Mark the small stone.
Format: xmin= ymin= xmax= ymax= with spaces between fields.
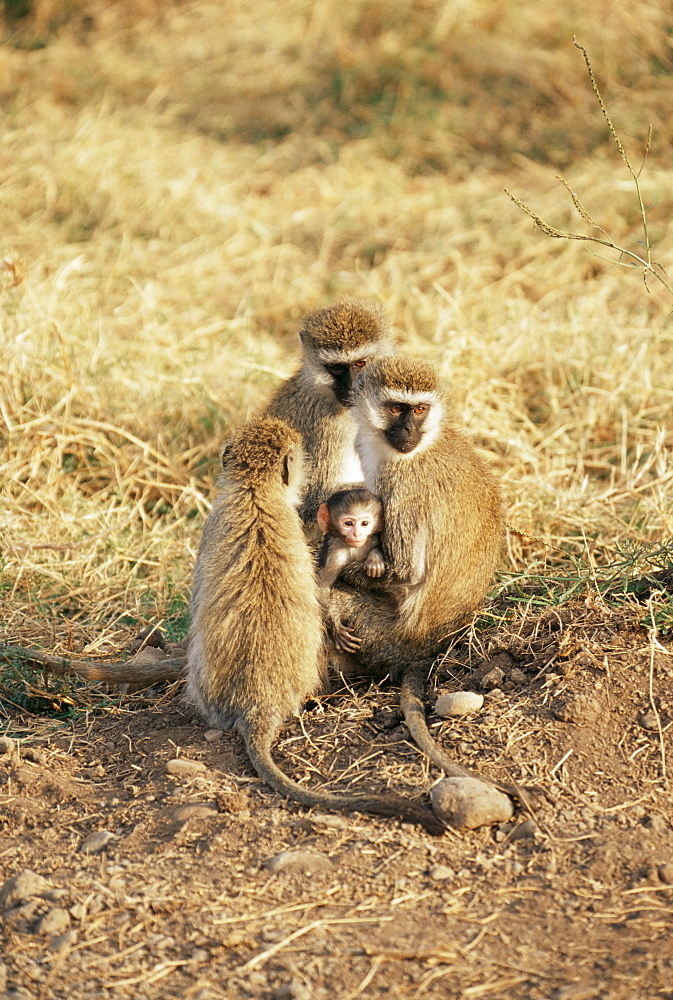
xmin=434 ymin=691 xmax=484 ymax=718
xmin=305 ymin=813 xmax=349 ymax=829
xmin=0 ymin=736 xmax=16 ymax=755
xmin=3 ymin=899 xmax=42 ymax=933
xmin=165 ymin=758 xmax=207 ymax=776
xmin=644 ymin=813 xmax=668 ymax=835
xmin=272 ymin=980 xmax=311 ymax=1000
xmin=171 ymin=803 xmax=219 ymax=822
xmin=428 ymin=864 xmax=454 ymax=881
xmin=509 ymin=819 xmax=537 ymax=841
xmin=190 ymin=948 xmax=210 ymax=964
xmin=204 ymin=729 xmax=223 ymax=742
xmin=431 ymin=777 xmax=514 ymax=830
xmin=0 ymin=870 xmax=51 ymax=911
xmin=37 ymin=907 xmax=70 ymax=936
xmin=47 ymin=929 xmax=78 ymax=952
xmin=265 ymin=851 xmax=335 ymax=875
xmin=80 ymin=831 xmax=115 ymax=855
xmin=657 ymin=863 xmax=673 ymax=885
xmin=480 ymin=667 xmax=505 ymax=690
xmin=509 ymin=668 xmax=527 ymax=685
xmin=553 ymin=695 xmax=601 ymax=725
xmin=639 ymin=712 xmax=659 ymax=731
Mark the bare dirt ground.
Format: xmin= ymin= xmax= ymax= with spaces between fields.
xmin=2 ymin=600 xmax=672 ymax=1000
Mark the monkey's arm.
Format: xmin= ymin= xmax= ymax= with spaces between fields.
xmin=384 ymin=528 xmax=426 ymax=587
xmin=364 ymin=538 xmax=385 ymax=578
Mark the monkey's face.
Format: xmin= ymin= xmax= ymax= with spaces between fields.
xmin=336 ymin=507 xmax=378 ymax=547
xmin=322 ymin=358 xmax=371 ymax=407
xmin=382 ymin=401 xmax=430 ymax=453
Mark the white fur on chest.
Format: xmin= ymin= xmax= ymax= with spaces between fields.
xmin=338 ymin=447 xmax=364 ymax=485
xmin=355 ymin=420 xmax=400 ymax=488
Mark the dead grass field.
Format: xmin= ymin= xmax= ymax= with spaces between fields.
xmin=1 ymin=3 xmax=673 ymax=999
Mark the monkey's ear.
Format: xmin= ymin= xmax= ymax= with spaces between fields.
xmin=317 ymin=502 xmax=331 ymax=534
xmin=281 ymin=453 xmax=290 ymax=487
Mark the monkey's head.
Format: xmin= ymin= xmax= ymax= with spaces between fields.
xmin=299 ymin=300 xmax=395 ymax=407
xmin=221 ymin=417 xmax=305 ymax=504
xmin=352 ymin=357 xmax=446 ymax=457
xmin=317 ymin=487 xmax=383 ymax=547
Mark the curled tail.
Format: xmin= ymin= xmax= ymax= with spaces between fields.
xmin=242 ymin=719 xmax=445 ymax=836
xmin=400 ymin=663 xmax=516 ymax=797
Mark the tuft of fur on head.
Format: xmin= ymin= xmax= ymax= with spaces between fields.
xmin=300 ymin=300 xmax=394 ymax=356
xmin=352 ymin=357 xmax=446 ymax=469
xmin=222 ymin=417 xmax=303 ymax=493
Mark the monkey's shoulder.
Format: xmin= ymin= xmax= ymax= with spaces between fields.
xmin=267 ymin=372 xmax=342 ymax=426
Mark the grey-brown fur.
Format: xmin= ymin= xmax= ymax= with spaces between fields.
xmin=186 ymin=415 xmax=444 ymax=834
xmin=329 ymin=358 xmax=511 ymax=792
xmin=265 ymin=300 xmax=395 ymax=531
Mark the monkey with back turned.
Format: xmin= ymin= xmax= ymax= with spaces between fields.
xmin=185 ymin=415 xmax=444 ymax=835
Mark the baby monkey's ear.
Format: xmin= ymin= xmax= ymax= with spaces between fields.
xmin=317 ymin=502 xmax=331 ymax=534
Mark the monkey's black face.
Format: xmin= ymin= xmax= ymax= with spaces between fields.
xmin=383 ymin=401 xmax=430 ymax=453
xmin=323 ymin=359 xmax=369 ymax=407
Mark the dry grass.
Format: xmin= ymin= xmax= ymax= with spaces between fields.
xmin=1 ymin=0 xmax=673 ymax=687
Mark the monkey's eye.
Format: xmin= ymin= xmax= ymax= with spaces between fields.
xmin=413 ymin=404 xmax=427 ymax=415
xmin=389 ymin=403 xmax=403 ymax=414
xmin=352 ymin=359 xmax=368 ymax=369
xmin=361 ymin=520 xmax=369 ymax=527
xmin=343 ymin=520 xmax=355 ymax=527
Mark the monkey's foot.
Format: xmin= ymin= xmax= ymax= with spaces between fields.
xmin=333 ymin=621 xmax=363 ymax=653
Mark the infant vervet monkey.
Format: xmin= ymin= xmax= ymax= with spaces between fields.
xmin=316 ymin=487 xmax=385 ymax=652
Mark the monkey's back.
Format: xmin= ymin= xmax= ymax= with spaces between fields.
xmin=186 ymin=480 xmax=325 ymax=732
xmin=266 ymin=372 xmax=363 ymax=525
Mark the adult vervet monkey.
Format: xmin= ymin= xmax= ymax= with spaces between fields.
xmin=265 ymin=300 xmax=395 ymax=533
xmin=330 ymin=357 xmax=507 ymax=788
xmin=186 ymin=416 xmax=444 ymax=834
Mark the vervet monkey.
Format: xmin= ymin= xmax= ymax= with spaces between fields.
xmin=329 ymin=357 xmax=509 ymax=790
xmin=186 ymin=416 xmax=444 ymax=834
xmin=316 ymin=487 xmax=385 ymax=652
xmin=266 ymin=300 xmax=395 ymax=533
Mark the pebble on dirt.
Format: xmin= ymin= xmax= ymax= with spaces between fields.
xmin=0 ymin=870 xmax=51 ymax=911
xmin=0 ymin=735 xmax=16 ymax=755
xmin=480 ymin=666 xmax=505 ymax=690
xmin=428 ymin=863 xmax=454 ymax=881
xmin=552 ymin=694 xmax=602 ymax=725
xmin=431 ymin=777 xmax=514 ymax=830
xmin=80 ymin=831 xmax=116 ymax=855
xmin=658 ymin=863 xmax=673 ymax=884
xmin=434 ymin=691 xmax=484 ymax=717
xmin=265 ymin=850 xmax=335 ymax=874
xmin=171 ymin=803 xmax=219 ymax=822
xmin=37 ymin=907 xmax=71 ymax=936
xmin=166 ymin=758 xmax=207 ymax=776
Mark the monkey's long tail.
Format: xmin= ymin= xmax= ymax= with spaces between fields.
xmin=400 ymin=663 xmax=516 ymax=799
xmin=242 ymin=722 xmax=445 ymax=836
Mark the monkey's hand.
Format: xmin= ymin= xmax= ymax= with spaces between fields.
xmin=333 ymin=619 xmax=363 ymax=652
xmin=364 ymin=548 xmax=386 ymax=578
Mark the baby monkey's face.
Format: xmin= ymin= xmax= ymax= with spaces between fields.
xmin=336 ymin=506 xmax=378 ymax=548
